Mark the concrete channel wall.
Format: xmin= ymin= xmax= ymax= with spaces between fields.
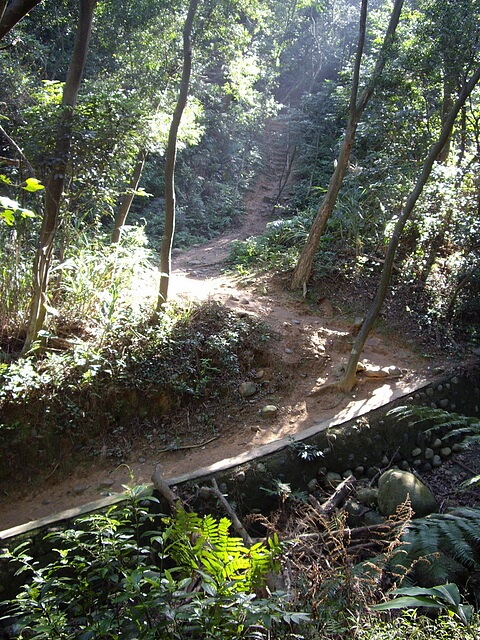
xmin=1 ymin=366 xmax=478 ymax=549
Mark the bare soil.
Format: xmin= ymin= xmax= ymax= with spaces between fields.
xmin=0 ymin=186 xmax=451 ymax=533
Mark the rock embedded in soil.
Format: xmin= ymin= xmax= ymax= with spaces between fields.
xmin=325 ymin=471 xmax=343 ymax=488
xmin=357 ymin=487 xmax=379 ymax=507
xmin=73 ymin=484 xmax=89 ymax=495
xmin=239 ymin=381 xmax=257 ymax=397
xmin=260 ymin=405 xmax=278 ymax=418
xmin=97 ymin=479 xmax=115 ymax=489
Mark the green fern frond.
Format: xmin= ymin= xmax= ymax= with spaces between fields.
xmin=160 ymin=507 xmax=278 ymax=594
xmin=392 ymin=507 xmax=480 ymax=584
xmin=388 ymin=406 xmax=477 ymax=431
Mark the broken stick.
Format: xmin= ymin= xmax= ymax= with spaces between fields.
xmin=151 ymin=464 xmax=181 ymax=512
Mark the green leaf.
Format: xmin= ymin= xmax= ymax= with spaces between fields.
xmin=22 ymin=177 xmax=45 ymax=192
xmin=133 ymin=187 xmax=153 ymax=197
xmin=0 ymin=196 xmax=36 ymax=222
xmin=372 ymin=595 xmax=442 ymax=611
xmin=0 ymin=208 xmax=15 ymax=225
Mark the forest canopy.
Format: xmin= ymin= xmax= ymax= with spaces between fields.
xmin=0 ymin=0 xmax=479 ymax=353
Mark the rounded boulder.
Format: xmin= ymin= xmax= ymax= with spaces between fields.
xmin=377 ymin=469 xmax=437 ymax=518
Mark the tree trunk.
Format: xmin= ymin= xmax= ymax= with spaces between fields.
xmin=290 ymin=119 xmax=360 ymax=290
xmin=22 ymin=0 xmax=96 ymax=354
xmin=436 ymin=69 xmax=455 ymax=163
xmin=111 ymin=148 xmax=147 ymax=244
xmin=338 ymin=65 xmax=480 ymax=393
xmin=0 ymin=0 xmax=43 ymax=40
xmin=0 ymin=1 xmax=8 ymax=26
xmin=291 ymin=0 xmax=404 ymax=291
xmin=156 ymin=0 xmax=199 ymax=310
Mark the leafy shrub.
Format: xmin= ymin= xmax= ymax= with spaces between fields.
xmin=0 ymin=489 xmax=307 ymax=639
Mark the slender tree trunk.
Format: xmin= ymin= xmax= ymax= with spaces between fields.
xmin=111 ymin=148 xmax=147 ymax=244
xmin=436 ymin=69 xmax=455 ymax=162
xmin=0 ymin=1 xmax=8 ymax=26
xmin=22 ymin=0 xmax=96 ymax=354
xmin=338 ymin=65 xmax=480 ymax=393
xmin=156 ymin=0 xmax=199 ymax=310
xmin=291 ymin=0 xmax=404 ymax=291
xmin=0 ymin=0 xmax=43 ymax=40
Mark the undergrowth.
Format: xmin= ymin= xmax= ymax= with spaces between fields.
xmin=2 ymin=487 xmax=480 ymax=639
xmin=0 ymin=301 xmax=273 ymax=483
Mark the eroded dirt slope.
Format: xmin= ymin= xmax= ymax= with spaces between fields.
xmin=0 ymin=177 xmax=445 ymax=531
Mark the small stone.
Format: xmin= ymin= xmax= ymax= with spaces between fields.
xmin=381 ymin=456 xmax=389 ymax=467
xmin=432 ymin=438 xmax=443 ymax=449
xmin=440 ymin=447 xmax=452 ymax=458
xmin=386 ymin=366 xmax=403 ymax=377
xmin=255 ymin=463 xmax=267 ymax=474
xmin=97 ymin=479 xmax=115 ymax=489
xmin=354 ymin=466 xmax=365 ymax=478
xmin=236 ymin=471 xmax=246 ymax=483
xmin=439 ymin=398 xmax=449 ymax=409
xmin=344 ymin=499 xmax=365 ymax=527
xmin=357 ymin=487 xmax=378 ymax=507
xmin=307 ymin=478 xmax=318 ymax=493
xmin=412 ymin=448 xmax=422 ymax=457
xmin=73 ymin=484 xmax=88 ymax=495
xmin=254 ymin=369 xmax=265 ymax=379
xmin=239 ymin=381 xmax=257 ymax=397
xmin=413 ymin=459 xmax=422 ymax=468
xmin=260 ymin=405 xmax=278 ymax=418
xmin=364 ymin=510 xmax=386 ymax=526
xmin=452 ymin=443 xmax=463 ymax=453
xmin=426 ymin=387 xmax=435 ymax=397
xmin=291 ymin=319 xmax=301 ymax=325
xmin=325 ymin=472 xmax=342 ymax=487
xmin=423 ymin=462 xmax=432 ymax=472
xmin=424 ymin=448 xmax=434 ymax=460
xmin=400 ymin=460 xmax=410 ymax=471
xmin=342 ymin=469 xmax=354 ymax=479
xmin=139 ymin=457 xmax=146 ymax=464
xmin=432 ymin=455 xmax=442 ymax=467
xmin=198 ymin=486 xmax=212 ymax=500
xmin=366 ymin=467 xmax=378 ymax=479
xmin=219 ymin=483 xmax=228 ymax=494
xmin=285 ymin=348 xmax=293 ymax=354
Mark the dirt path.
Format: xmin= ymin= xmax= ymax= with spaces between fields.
xmin=0 ymin=172 xmax=443 ymax=533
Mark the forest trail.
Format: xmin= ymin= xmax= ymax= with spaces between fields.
xmin=0 ymin=130 xmax=444 ymax=532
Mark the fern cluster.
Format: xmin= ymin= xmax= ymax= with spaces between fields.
xmin=163 ymin=507 xmax=280 ymax=594
xmin=390 ymin=507 xmax=480 ymax=585
xmin=387 ymin=405 xmax=480 ymax=448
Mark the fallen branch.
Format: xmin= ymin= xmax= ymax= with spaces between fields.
xmin=207 ymin=478 xmax=253 ymax=547
xmin=151 ymin=464 xmax=182 ymax=512
xmin=320 ymin=474 xmax=356 ymax=514
xmin=157 ymin=435 xmax=219 ymax=454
